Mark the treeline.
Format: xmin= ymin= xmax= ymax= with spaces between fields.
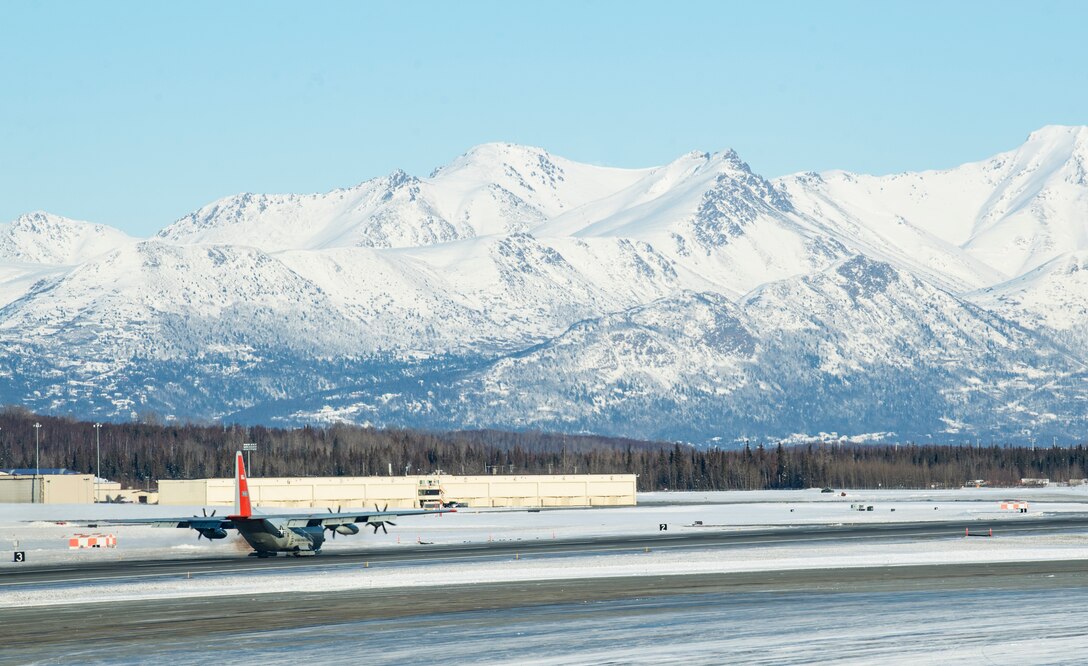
xmin=1 ymin=408 xmax=1086 ymax=491
xmin=653 ymin=442 xmax=1088 ymax=490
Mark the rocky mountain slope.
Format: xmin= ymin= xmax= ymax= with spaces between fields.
xmin=3 ymin=128 xmax=1087 ymax=444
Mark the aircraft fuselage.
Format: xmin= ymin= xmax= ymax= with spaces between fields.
xmin=233 ymin=517 xmax=326 ymax=556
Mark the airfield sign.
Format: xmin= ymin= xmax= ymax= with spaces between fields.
xmin=242 ymin=443 xmax=257 ymax=473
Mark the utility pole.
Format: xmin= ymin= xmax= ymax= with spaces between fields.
xmin=93 ymin=423 xmax=102 ymax=503
xmin=33 ymin=422 xmax=41 ymax=504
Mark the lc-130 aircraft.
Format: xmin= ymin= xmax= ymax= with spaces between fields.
xmin=74 ymin=451 xmax=454 ymax=557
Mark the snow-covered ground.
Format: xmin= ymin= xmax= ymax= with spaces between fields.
xmin=4 ymin=486 xmax=1087 ymax=567
xmin=198 ymin=587 xmax=1088 ymax=666
xmin=3 ymin=487 xmax=1087 ymax=610
xmin=5 ymin=532 xmax=1088 ymax=610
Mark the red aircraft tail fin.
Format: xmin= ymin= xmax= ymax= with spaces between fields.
xmin=234 ymin=450 xmax=252 ymax=518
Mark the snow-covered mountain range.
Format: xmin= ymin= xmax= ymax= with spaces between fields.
xmin=4 ymin=126 xmax=1088 ymax=444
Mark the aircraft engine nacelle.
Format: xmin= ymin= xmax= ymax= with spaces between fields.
xmin=198 ymin=527 xmax=229 ymax=540
xmin=333 ymin=524 xmax=360 ymax=536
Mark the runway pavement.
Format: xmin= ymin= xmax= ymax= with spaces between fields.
xmin=3 ymin=516 xmax=1087 ymax=662
xmin=2 ymin=559 xmax=1087 ymax=663
xmin=3 ymin=514 xmax=1088 ymax=587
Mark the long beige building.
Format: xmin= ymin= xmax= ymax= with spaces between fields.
xmin=0 ymin=473 xmax=95 ymax=504
xmin=159 ymin=473 xmax=637 ymax=509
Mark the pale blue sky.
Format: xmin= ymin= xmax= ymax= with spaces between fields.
xmin=2 ymin=1 xmax=1085 ymax=236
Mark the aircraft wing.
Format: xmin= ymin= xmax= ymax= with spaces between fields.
xmin=49 ymin=508 xmax=450 ymax=530
xmin=51 ymin=516 xmax=236 ymax=530
xmin=281 ymin=507 xmax=454 ymax=528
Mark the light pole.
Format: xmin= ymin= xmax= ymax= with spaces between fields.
xmin=93 ymin=423 xmax=102 ymax=503
xmin=33 ymin=422 xmax=41 ymax=503
xmin=33 ymin=422 xmax=41 ymax=476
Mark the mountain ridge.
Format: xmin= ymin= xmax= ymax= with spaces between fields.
xmin=4 ymin=127 xmax=1088 ymax=444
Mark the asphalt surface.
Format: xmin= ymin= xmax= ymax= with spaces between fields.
xmin=3 ymin=514 xmax=1088 ymax=587
xmin=2 ymin=560 xmax=1087 ymax=662
xmin=3 ymin=516 xmax=1088 ymax=662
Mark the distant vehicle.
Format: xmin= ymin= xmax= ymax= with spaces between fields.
xmin=444 ymin=501 xmax=468 ymax=508
xmin=820 ymin=488 xmax=834 ymax=493
xmin=62 ymin=452 xmax=454 ymax=557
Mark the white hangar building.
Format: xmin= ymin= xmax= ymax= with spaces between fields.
xmin=158 ymin=473 xmax=637 ymax=509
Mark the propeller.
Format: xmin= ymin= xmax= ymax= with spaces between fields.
xmin=325 ymin=506 xmax=344 ymax=537
xmin=196 ymin=508 xmax=217 ymax=540
xmin=367 ymin=503 xmax=395 ymax=534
